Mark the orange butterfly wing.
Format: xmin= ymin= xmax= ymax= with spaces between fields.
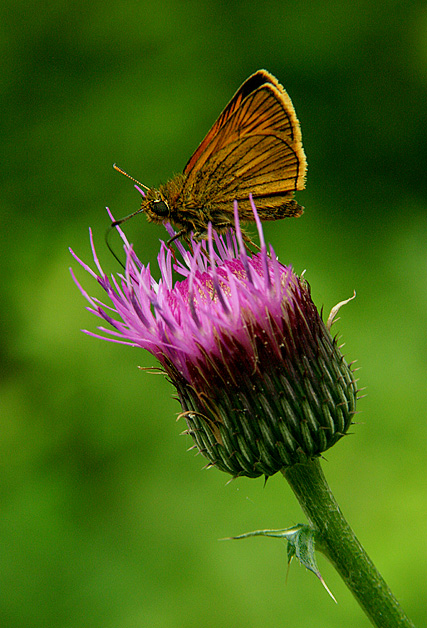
xmin=182 ymin=70 xmax=306 ymax=218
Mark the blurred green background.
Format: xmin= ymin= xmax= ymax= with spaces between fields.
xmin=1 ymin=1 xmax=427 ymax=626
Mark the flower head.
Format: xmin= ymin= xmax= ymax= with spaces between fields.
xmin=70 ymin=199 xmax=357 ymax=478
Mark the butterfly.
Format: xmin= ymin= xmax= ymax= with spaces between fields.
xmin=113 ymin=69 xmax=307 ymax=242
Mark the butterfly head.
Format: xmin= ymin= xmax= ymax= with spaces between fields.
xmin=140 ymin=189 xmax=171 ymax=225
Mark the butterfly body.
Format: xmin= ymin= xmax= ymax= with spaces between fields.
xmin=143 ymin=174 xmax=303 ymax=240
xmin=118 ymin=69 xmax=307 ymax=240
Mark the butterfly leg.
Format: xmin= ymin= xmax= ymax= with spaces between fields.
xmin=166 ymin=229 xmax=187 ymax=247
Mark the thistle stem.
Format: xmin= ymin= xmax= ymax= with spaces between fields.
xmin=282 ymin=458 xmax=415 ymax=628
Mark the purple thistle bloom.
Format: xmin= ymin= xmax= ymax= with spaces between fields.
xmin=70 ymin=198 xmax=357 ymax=478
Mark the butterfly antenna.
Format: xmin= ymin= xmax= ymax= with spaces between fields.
xmin=111 ymin=163 xmax=151 ymax=227
xmin=113 ymin=163 xmax=150 ymax=191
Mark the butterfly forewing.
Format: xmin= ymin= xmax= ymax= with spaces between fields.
xmin=182 ymin=72 xmax=306 ymax=211
xmin=184 ymin=70 xmax=281 ymax=174
xmin=214 ymin=135 xmax=302 ymax=195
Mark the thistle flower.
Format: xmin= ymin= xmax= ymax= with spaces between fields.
xmin=70 ymin=199 xmax=357 ymax=479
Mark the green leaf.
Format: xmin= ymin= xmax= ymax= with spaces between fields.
xmin=224 ymin=524 xmax=336 ymax=602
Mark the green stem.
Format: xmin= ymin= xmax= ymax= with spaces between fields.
xmin=283 ymin=458 xmax=415 ymax=628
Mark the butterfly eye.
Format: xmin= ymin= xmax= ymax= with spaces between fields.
xmin=151 ymin=199 xmax=169 ymax=217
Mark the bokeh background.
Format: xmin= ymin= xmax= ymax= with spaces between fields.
xmin=2 ymin=1 xmax=427 ymax=626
